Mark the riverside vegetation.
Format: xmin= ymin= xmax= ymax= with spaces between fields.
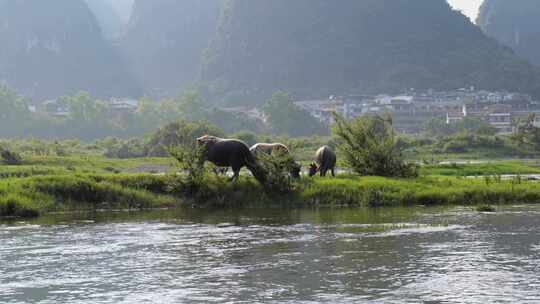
xmin=3 ymin=113 xmax=540 ymax=219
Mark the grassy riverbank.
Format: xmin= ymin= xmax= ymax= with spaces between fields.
xmin=0 ymin=175 xmax=178 ymax=217
xmin=302 ymin=175 xmax=540 ymax=206
xmin=2 ymin=156 xmax=540 ymax=218
xmin=2 ymin=169 xmax=540 ymax=218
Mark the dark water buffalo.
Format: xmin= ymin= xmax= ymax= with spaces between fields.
xmin=250 ymin=143 xmax=301 ymax=179
xmin=197 ymin=135 xmax=265 ymax=182
xmin=309 ymin=146 xmax=336 ymax=177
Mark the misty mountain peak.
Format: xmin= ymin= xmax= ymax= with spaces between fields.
xmin=478 ymin=0 xmax=540 ymax=66
xmin=0 ymin=0 xmax=140 ymax=100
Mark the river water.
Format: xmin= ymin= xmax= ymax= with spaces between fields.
xmin=1 ymin=205 xmax=540 ymax=303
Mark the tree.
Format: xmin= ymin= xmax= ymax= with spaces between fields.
xmin=332 ymin=113 xmax=417 ymax=178
xmin=178 ymin=90 xmax=206 ymax=121
xmin=0 ymin=86 xmax=31 ymax=137
xmin=263 ymin=91 xmax=328 ymax=137
xmin=145 ymin=120 xmax=225 ymax=157
xmin=512 ymin=113 xmax=540 ymax=148
xmin=61 ymin=92 xmax=106 ymax=123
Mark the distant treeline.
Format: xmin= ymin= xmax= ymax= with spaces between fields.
xmin=0 ymin=86 xmax=328 ymax=141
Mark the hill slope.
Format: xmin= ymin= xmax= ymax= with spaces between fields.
xmin=120 ymin=0 xmax=221 ymax=97
xmin=202 ymin=0 xmax=540 ymax=101
xmin=477 ymin=0 xmax=540 ymax=67
xmin=0 ymin=0 xmax=140 ymax=101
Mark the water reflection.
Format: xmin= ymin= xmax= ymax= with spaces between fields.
xmin=1 ymin=206 xmax=540 ymax=303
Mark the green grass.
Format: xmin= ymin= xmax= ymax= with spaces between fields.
xmin=406 ymin=136 xmax=540 ymax=161
xmin=1 ymin=156 xmax=174 ymax=179
xmin=20 ymin=155 xmax=173 ymax=173
xmin=0 ymin=174 xmax=179 ymax=218
xmin=0 ymin=165 xmax=71 ymax=179
xmin=301 ymin=175 xmax=540 ymax=207
xmin=421 ymin=161 xmax=540 ymax=176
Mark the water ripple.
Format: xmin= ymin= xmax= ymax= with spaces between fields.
xmin=1 ymin=206 xmax=540 ymax=303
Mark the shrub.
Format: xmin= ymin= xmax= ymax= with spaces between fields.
xmin=0 ymin=148 xmax=22 ymax=165
xmin=256 ymin=153 xmax=299 ymax=193
xmin=168 ymin=144 xmax=208 ymax=195
xmin=332 ymin=113 xmax=418 ymax=178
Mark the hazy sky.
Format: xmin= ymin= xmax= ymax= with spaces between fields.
xmin=447 ymin=0 xmax=484 ymax=22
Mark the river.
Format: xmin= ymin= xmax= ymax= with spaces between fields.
xmin=1 ymin=205 xmax=540 ymax=303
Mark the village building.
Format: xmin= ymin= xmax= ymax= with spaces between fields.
xmin=107 ymin=98 xmax=139 ymax=119
xmin=218 ymin=106 xmax=265 ymax=122
xmin=41 ymin=99 xmax=70 ymax=118
xmin=294 ymin=88 xmax=540 ymax=134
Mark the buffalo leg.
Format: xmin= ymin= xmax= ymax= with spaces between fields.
xmin=230 ymin=163 xmax=242 ymax=182
xmin=229 ymin=170 xmax=239 ymax=182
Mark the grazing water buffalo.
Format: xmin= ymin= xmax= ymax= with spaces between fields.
xmin=250 ymin=143 xmax=290 ymax=157
xmin=197 ymin=135 xmax=266 ymax=182
xmin=250 ymin=143 xmax=301 ymax=179
xmin=309 ymin=146 xmax=336 ymax=177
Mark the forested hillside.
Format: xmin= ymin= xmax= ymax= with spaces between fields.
xmin=202 ymin=0 xmax=540 ymax=102
xmin=478 ymin=0 xmax=540 ymax=67
xmin=0 ymin=0 xmax=140 ymax=101
xmin=120 ymin=0 xmax=222 ymax=97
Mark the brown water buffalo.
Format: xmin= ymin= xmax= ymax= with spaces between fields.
xmin=250 ymin=143 xmax=301 ymax=179
xmin=197 ymin=135 xmax=266 ymax=182
xmin=249 ymin=143 xmax=290 ymax=157
xmin=309 ymin=146 xmax=336 ymax=177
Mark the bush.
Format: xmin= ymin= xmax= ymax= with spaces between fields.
xmin=0 ymin=148 xmax=22 ymax=165
xmin=168 ymin=144 xmax=208 ymax=195
xmin=332 ymin=113 xmax=418 ymax=178
xmin=256 ymin=153 xmax=299 ymax=193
